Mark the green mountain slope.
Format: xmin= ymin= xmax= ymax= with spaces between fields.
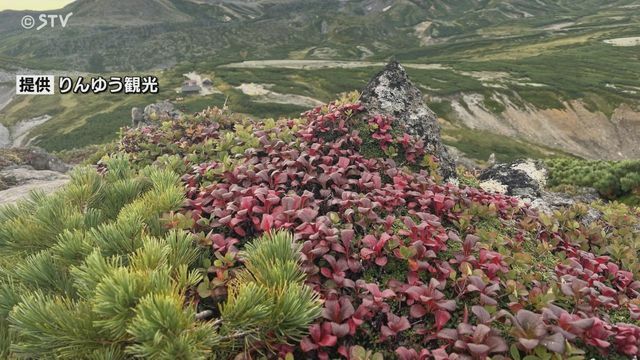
xmin=66 ymin=0 xmax=194 ymax=24
xmin=1 ymin=0 xmax=637 ymax=71
xmin=0 ymin=0 xmax=639 ymax=160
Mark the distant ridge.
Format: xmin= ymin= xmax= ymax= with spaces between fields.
xmin=63 ymin=0 xmax=193 ymax=25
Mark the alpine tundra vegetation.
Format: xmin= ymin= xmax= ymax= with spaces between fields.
xmin=1 ymin=64 xmax=639 ymax=358
xmin=0 ymin=0 xmax=639 ymax=358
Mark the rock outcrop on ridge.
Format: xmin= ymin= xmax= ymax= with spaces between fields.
xmin=132 ymin=100 xmax=182 ymax=128
xmin=361 ymin=61 xmax=457 ymax=180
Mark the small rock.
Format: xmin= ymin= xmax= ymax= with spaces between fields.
xmin=530 ymin=191 xmax=575 ymax=213
xmin=361 ymin=61 xmax=457 ymax=180
xmin=531 ymin=190 xmax=603 ymax=219
xmin=0 ymin=148 xmax=71 ymax=204
xmin=487 ymin=153 xmax=496 ymax=167
xmin=480 ymin=159 xmax=606 ymax=214
xmin=131 ymin=107 xmax=144 ymax=127
xmin=0 ymin=173 xmax=16 ymax=191
xmin=581 ymin=207 xmax=604 ymax=227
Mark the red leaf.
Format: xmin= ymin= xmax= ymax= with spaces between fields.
xmin=297 ymin=208 xmax=318 ymax=223
xmin=338 ymin=297 xmax=355 ymax=320
xmin=330 ymin=322 xmax=350 ymax=338
xmin=518 ymin=338 xmax=539 ymax=350
xmin=233 ymin=226 xmax=246 ymax=237
xmin=467 ymin=343 xmax=490 ymax=356
xmin=381 ymin=325 xmax=395 ymax=339
xmin=395 ymin=347 xmax=419 ymax=360
xmin=320 ymin=267 xmax=333 ymax=278
xmin=360 ymin=248 xmax=375 ymax=259
xmin=309 ymin=324 xmax=321 ymax=340
xmin=240 ymin=196 xmax=254 ymax=210
xmin=318 ymin=334 xmax=337 ymax=347
xmin=410 ymin=304 xmax=428 ymax=318
xmin=341 ymin=229 xmax=354 ymax=247
xmin=472 ymin=305 xmax=491 ymax=323
xmin=337 ymin=157 xmax=350 ymax=168
xmin=300 ymin=338 xmax=318 ymax=352
xmin=435 ymin=310 xmax=451 ymax=330
xmin=438 ymin=328 xmax=458 ymax=341
xmin=375 ymin=232 xmax=391 ymax=252
xmin=260 ymin=214 xmax=274 ymax=232
xmin=375 ymin=256 xmax=388 ymax=266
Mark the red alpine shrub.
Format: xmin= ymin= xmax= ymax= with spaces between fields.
xmin=119 ymin=99 xmax=640 ymax=359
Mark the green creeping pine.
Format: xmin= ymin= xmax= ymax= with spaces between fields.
xmin=0 ymin=155 xmax=321 ymax=359
xmin=545 ymin=158 xmax=640 ymax=205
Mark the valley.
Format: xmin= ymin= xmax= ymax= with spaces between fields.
xmin=0 ymin=0 xmax=638 ymax=162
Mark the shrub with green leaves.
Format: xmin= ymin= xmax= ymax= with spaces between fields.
xmin=546 ymin=158 xmax=640 ymax=205
xmin=118 ymin=107 xmax=299 ymax=173
xmin=542 ymin=201 xmax=640 ymax=277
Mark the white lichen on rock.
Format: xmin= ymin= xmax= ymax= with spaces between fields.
xmin=512 ymin=160 xmax=547 ymax=188
xmin=479 ymin=179 xmax=509 ymax=194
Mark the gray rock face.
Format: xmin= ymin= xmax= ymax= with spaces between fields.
xmin=0 ymin=166 xmax=69 ymax=206
xmin=0 ymin=124 xmax=9 ymax=148
xmin=133 ymin=101 xmax=180 ymax=128
xmin=0 ymin=147 xmax=71 ymax=204
xmin=530 ymin=189 xmax=600 ymax=215
xmin=361 ymin=61 xmax=456 ymax=180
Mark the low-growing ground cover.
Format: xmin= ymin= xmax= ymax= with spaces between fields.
xmin=117 ymin=94 xmax=640 ymax=359
xmin=1 ymin=93 xmax=639 ymax=359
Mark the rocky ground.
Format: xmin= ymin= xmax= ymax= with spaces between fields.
xmin=0 ymin=148 xmax=70 ymax=205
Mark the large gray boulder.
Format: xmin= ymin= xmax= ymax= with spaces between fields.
xmin=478 ymin=159 xmax=601 ymax=214
xmin=530 ymin=189 xmax=600 ymax=216
xmin=478 ymin=159 xmax=547 ymax=200
xmin=0 ymin=147 xmax=71 ymax=204
xmin=131 ymin=101 xmax=181 ymax=128
xmin=0 ymin=147 xmax=69 ymax=173
xmin=361 ymin=61 xmax=457 ymax=180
